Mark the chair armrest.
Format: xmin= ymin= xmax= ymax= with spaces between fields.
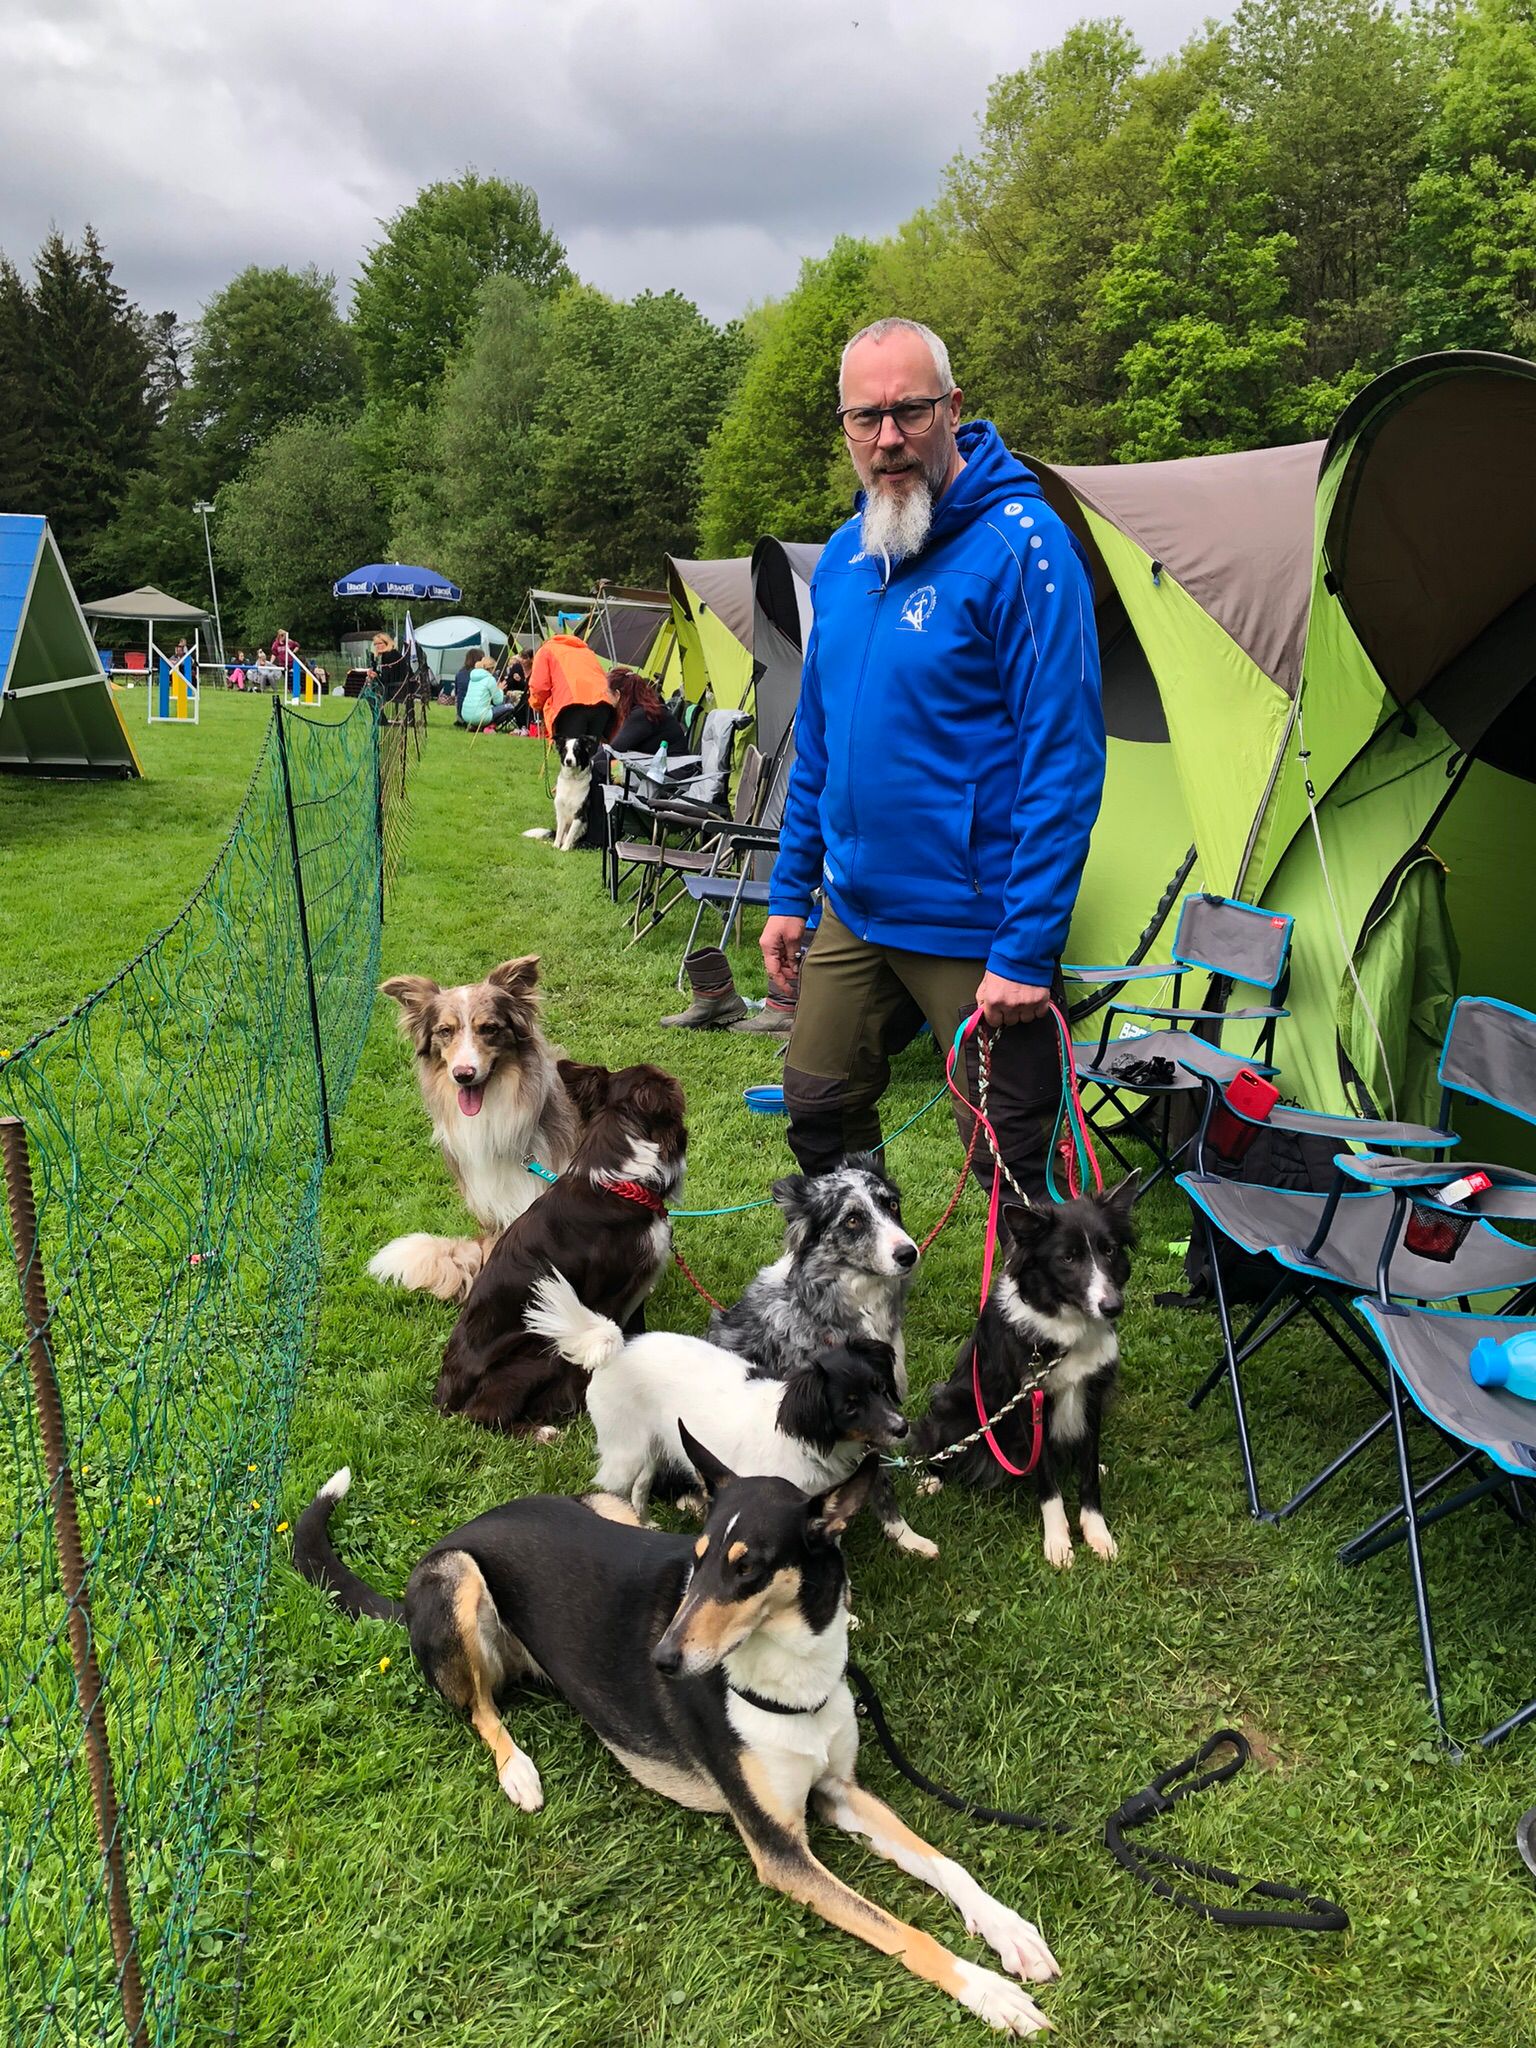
xmin=1221 ymin=1104 xmax=1455 ymax=1144
xmin=1063 ymin=962 xmax=1178 ymax=985
xmin=717 ymin=823 xmax=781 ymax=850
xmin=1333 ymin=1153 xmax=1536 ymax=1218
xmin=1109 ymin=1002 xmax=1287 ymax=1024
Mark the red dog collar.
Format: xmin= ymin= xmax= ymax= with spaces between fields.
xmin=606 ymin=1178 xmax=668 ymax=1215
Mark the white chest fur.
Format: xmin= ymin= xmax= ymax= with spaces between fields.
xmin=993 ymin=1274 xmax=1118 ymax=1444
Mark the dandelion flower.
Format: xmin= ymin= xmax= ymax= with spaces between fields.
xmin=276 ymin=1521 xmax=289 ymax=1535
xmin=378 ymin=1656 xmax=391 ymax=1673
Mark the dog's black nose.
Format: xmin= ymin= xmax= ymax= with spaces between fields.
xmin=652 ymin=1642 xmax=681 ymax=1677
xmin=1101 ymin=1295 xmax=1124 ymax=1319
xmin=893 ymin=1242 xmax=918 ymax=1270
xmin=887 ymin=1413 xmax=909 ymax=1438
xmin=452 ymin=1066 xmax=478 ymax=1084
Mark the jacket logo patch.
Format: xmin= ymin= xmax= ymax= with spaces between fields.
xmin=898 ymin=584 xmax=938 ymax=633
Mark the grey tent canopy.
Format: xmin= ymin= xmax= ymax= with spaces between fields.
xmin=80 ymin=585 xmax=212 ymax=626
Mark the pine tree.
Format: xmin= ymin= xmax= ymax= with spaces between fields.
xmin=30 ymin=226 xmax=153 ymax=555
xmin=0 ymin=257 xmax=42 ymax=514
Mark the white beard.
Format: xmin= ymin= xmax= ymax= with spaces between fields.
xmin=860 ymin=475 xmax=935 ymax=564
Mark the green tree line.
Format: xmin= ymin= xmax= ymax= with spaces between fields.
xmin=1 ymin=0 xmax=1531 ymax=642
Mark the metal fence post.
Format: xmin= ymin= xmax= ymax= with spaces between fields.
xmin=272 ymin=700 xmax=333 ymax=1162
xmin=0 ymin=1117 xmax=149 ymax=2048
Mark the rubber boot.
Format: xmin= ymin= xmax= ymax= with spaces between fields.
xmin=730 ymin=967 xmax=798 ymax=1036
xmin=660 ymin=948 xmax=748 ymax=1029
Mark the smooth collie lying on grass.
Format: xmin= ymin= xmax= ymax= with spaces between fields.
xmin=368 ymin=957 xmax=581 ymax=1304
xmin=293 ymin=1444 xmax=1059 ymax=2036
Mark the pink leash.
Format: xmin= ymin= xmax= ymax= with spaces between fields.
xmin=940 ymin=1002 xmax=1102 ymax=1477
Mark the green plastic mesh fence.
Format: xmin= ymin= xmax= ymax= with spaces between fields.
xmin=0 ymin=691 xmax=415 ymax=2047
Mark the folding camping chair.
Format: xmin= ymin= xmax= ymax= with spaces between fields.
xmin=603 ymin=708 xmax=749 ymax=906
xmin=612 ymin=740 xmax=764 ymax=945
xmin=1065 ymin=893 xmax=1294 ymax=1197
xmin=1176 ymin=996 xmax=1536 ymax=1523
xmin=672 ymin=719 xmax=798 ymax=978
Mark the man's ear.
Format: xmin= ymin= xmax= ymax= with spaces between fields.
xmin=805 ymin=1455 xmax=881 ymax=1543
xmin=678 ymin=1423 xmax=738 ymax=1499
xmin=487 ymin=956 xmax=540 ymax=997
xmin=380 ymin=976 xmax=440 ymax=1052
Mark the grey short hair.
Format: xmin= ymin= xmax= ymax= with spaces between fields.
xmin=839 ymin=318 xmax=955 ymax=401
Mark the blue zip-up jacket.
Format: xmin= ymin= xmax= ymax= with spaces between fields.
xmin=769 ymin=420 xmax=1104 ymax=987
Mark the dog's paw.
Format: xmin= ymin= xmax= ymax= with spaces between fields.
xmin=967 ymin=1901 xmax=1061 ymax=1985
xmin=674 ymin=1491 xmax=709 ymax=1521
xmin=1079 ymin=1510 xmax=1118 ymax=1560
xmin=497 ymin=1747 xmax=544 ymax=1812
xmin=1041 ymin=1501 xmax=1073 ymax=1570
xmin=955 ymin=1961 xmax=1052 ymax=2035
xmin=888 ymin=1521 xmax=939 ymax=1559
xmin=916 ymin=1473 xmax=944 ymax=1498
xmin=533 ymin=1425 xmax=564 ymax=1445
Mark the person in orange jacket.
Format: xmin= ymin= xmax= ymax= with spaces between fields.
xmin=527 ymin=633 xmax=615 ymax=745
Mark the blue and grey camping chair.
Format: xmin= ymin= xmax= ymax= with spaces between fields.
xmin=1065 ymin=894 xmax=1293 ymax=1197
xmin=1175 ymin=997 xmax=1536 ymax=1524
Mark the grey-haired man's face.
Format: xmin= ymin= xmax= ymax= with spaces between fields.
xmin=841 ymin=332 xmax=961 ymax=561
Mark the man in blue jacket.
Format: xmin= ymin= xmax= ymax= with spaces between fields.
xmin=761 ymin=318 xmax=1104 ymax=1198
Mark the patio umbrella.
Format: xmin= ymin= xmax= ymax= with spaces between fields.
xmin=332 ymin=562 xmax=462 ymax=602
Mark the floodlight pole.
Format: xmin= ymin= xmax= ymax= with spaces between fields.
xmin=193 ymin=501 xmax=225 ymax=670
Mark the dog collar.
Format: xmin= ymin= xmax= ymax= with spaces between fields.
xmin=605 ymin=1178 xmax=669 ymax=1215
xmin=729 ymin=1680 xmax=837 ymax=1717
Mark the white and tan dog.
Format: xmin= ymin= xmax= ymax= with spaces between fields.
xmin=368 ymin=957 xmax=581 ymax=1302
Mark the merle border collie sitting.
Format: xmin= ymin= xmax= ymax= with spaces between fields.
xmin=915 ymin=1175 xmax=1139 ymax=1569
xmin=708 ymin=1157 xmax=935 ymax=1557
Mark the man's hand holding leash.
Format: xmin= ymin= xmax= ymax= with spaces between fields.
xmin=761 ymin=914 xmax=807 ymax=990
xmin=974 ymin=973 xmax=1049 ymax=1029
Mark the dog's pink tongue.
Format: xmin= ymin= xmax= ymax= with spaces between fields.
xmin=457 ymin=1084 xmax=485 ymax=1117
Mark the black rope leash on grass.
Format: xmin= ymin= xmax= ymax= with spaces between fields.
xmin=846 ymin=1660 xmax=1350 ymax=1934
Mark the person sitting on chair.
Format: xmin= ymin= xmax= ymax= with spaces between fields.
xmin=606 ymin=665 xmax=687 ymax=755
xmin=461 ymin=651 xmax=519 ymax=731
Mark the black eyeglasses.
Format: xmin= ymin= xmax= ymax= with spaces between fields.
xmin=836 ymin=394 xmax=952 ymax=442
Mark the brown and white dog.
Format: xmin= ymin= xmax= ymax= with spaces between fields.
xmin=368 ymin=957 xmax=581 ymax=1303
xmin=435 ymin=1059 xmax=687 ymax=1434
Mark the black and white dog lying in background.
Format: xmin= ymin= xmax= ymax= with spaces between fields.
xmin=916 ymin=1175 xmax=1138 ymax=1569
xmin=708 ymin=1157 xmax=936 ymax=1558
xmin=522 ymin=734 xmax=599 ymax=852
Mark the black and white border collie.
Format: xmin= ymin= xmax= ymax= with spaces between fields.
xmin=369 ymin=957 xmax=582 ymax=1302
xmin=528 ymin=1272 xmax=910 ymax=1524
xmin=522 ymin=734 xmax=600 ymax=851
xmin=708 ymin=1157 xmax=934 ymax=1557
xmin=293 ymin=1443 xmax=1059 ymax=2034
xmin=916 ymin=1176 xmax=1139 ymax=1569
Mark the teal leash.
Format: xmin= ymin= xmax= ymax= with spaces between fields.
xmin=522 ymin=1073 xmax=954 ymax=1219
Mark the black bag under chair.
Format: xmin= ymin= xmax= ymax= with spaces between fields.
xmin=1173 ymin=997 xmax=1536 ymax=1524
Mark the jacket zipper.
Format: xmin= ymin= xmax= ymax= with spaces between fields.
xmin=842 ymin=575 xmax=889 ymax=931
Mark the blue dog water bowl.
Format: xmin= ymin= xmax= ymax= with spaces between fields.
xmin=744 ymin=1084 xmax=786 ymax=1115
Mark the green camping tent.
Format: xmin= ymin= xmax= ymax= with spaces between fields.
xmin=0 ymin=516 xmax=140 ymax=777
xmin=664 ymin=556 xmax=754 ymax=708
xmin=1036 ymin=350 xmax=1536 ymax=1137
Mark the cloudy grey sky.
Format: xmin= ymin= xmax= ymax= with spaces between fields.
xmin=6 ymin=0 xmax=1214 ymax=330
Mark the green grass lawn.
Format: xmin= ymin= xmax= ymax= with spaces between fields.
xmin=8 ymin=697 xmax=1536 ymax=2047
